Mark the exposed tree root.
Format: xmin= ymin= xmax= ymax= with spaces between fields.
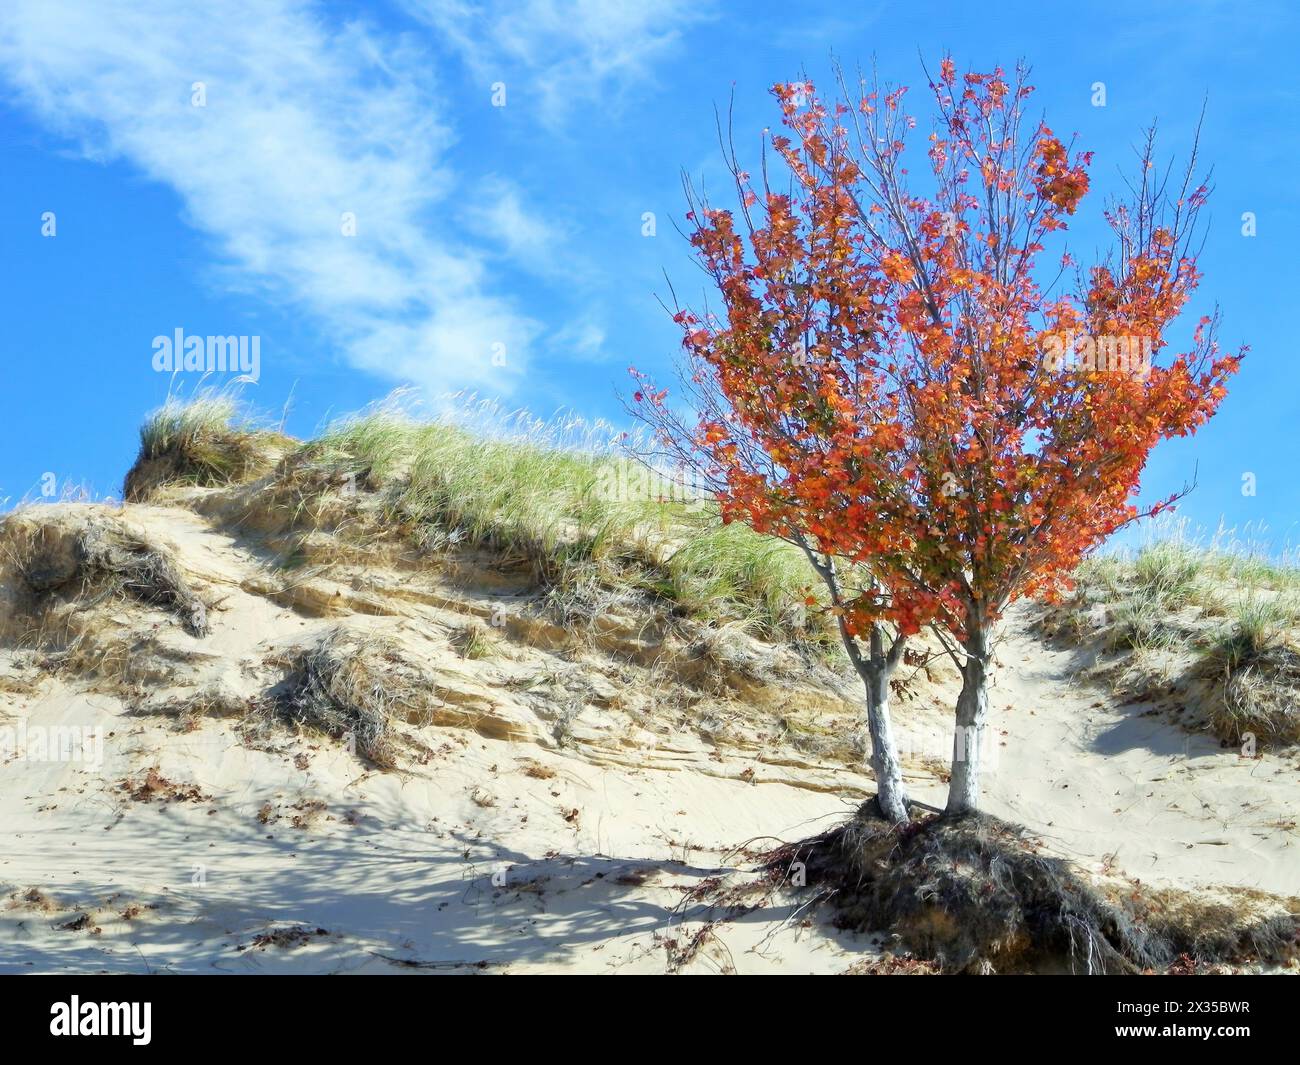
xmin=746 ymin=810 xmax=1300 ymax=974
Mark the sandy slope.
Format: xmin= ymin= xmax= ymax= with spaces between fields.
xmin=980 ymin=624 xmax=1299 ymax=898
xmin=0 ymin=500 xmax=1296 ymax=974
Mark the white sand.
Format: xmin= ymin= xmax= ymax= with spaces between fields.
xmin=1 ymin=501 xmax=1296 ymax=973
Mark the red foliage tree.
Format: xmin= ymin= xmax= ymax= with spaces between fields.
xmin=633 ymin=59 xmax=1241 ymax=818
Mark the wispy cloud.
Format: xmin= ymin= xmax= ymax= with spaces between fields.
xmin=464 ymin=175 xmax=573 ymax=277
xmin=547 ymin=315 xmax=609 ymax=363
xmin=0 ymin=0 xmax=545 ymax=394
xmin=405 ymin=0 xmax=709 ymax=122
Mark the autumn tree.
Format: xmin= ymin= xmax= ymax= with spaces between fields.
xmin=632 ymin=59 xmax=1240 ymax=818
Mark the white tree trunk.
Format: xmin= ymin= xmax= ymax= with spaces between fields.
xmin=945 ymin=631 xmax=991 ymax=816
xmin=865 ymin=662 xmax=909 ymax=823
xmin=793 ymin=546 xmax=911 ymax=824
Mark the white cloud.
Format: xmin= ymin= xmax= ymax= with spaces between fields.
xmin=0 ymin=0 xmax=539 ymax=394
xmin=404 ymin=0 xmax=707 ymax=122
xmin=548 ymin=315 xmax=609 ymax=363
xmin=465 ymin=175 xmax=570 ymax=274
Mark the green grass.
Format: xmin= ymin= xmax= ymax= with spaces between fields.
xmin=1073 ymin=554 xmax=1126 ymax=603
xmin=314 ymin=409 xmax=832 ymax=648
xmin=139 ymin=391 xmax=242 ymax=458
xmin=1197 ymin=595 xmax=1300 ymax=745
xmin=1103 ymin=597 xmax=1181 ymax=654
xmin=1076 ymin=545 xmax=1201 ymax=653
xmin=662 ymin=516 xmax=817 ymax=630
xmin=132 ymin=394 xmax=839 ymax=654
xmin=1201 ymin=594 xmax=1300 ymax=674
xmin=1076 ymin=523 xmax=1300 ymax=653
xmin=1075 ymin=529 xmax=1300 ymax=747
xmin=1131 ymin=540 xmax=1204 ymax=608
xmin=452 ymin=624 xmax=499 ymax=660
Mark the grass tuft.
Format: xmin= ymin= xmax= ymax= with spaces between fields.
xmin=124 ymin=386 xmax=287 ymax=502
xmin=269 ymin=627 xmax=442 ymax=769
xmin=1058 ymin=525 xmax=1300 ymax=748
xmin=1197 ymin=595 xmax=1300 ymax=744
xmin=2 ymin=512 xmax=207 ymax=637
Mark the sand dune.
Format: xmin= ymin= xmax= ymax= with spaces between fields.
xmin=1 ymin=492 xmax=1296 ymax=974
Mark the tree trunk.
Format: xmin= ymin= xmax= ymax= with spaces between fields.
xmin=945 ymin=629 xmax=991 ymax=816
xmin=793 ymin=543 xmax=911 ymax=824
xmin=864 ymin=658 xmax=910 ymax=823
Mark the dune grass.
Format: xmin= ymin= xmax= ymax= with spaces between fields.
xmin=270 ymin=628 xmax=416 ymax=769
xmin=3 ymin=511 xmax=208 ymax=637
xmin=1076 ymin=544 xmax=1197 ymax=653
xmin=124 ymin=386 xmax=288 ymax=502
xmin=312 ymin=407 xmax=834 ymax=650
xmin=1204 ymin=595 xmax=1300 ymax=672
xmin=1070 ymin=522 xmax=1300 ymax=745
xmin=1197 ymin=595 xmax=1300 ymax=744
xmin=1131 ymin=540 xmax=1203 ymax=608
xmin=127 ymin=393 xmax=838 ymax=654
xmin=1076 ymin=521 xmax=1300 ymax=645
xmin=141 ymin=391 xmax=243 ymax=458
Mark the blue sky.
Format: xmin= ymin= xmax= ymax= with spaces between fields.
xmin=1 ymin=0 xmax=1296 ymax=550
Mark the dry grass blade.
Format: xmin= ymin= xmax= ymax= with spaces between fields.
xmin=74 ymin=520 xmax=209 ymax=636
xmin=3 ymin=512 xmax=208 ymax=637
xmin=269 ymin=628 xmax=437 ymax=769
